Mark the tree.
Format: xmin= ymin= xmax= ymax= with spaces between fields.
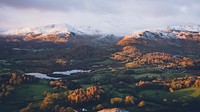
xmin=96 ymin=104 xmax=104 ymax=111
xmin=66 ymin=107 xmax=75 ymax=112
xmin=59 ymin=107 xmax=66 ymax=112
xmin=110 ymin=97 xmax=123 ymax=105
xmin=66 ymin=107 xmax=78 ymax=112
xmin=138 ymin=100 xmax=145 ymax=107
xmin=169 ymin=87 xmax=174 ymax=93
xmin=124 ymin=96 xmax=134 ymax=105
xmin=50 ymin=81 xmax=56 ymax=86
xmin=19 ymin=102 xmax=33 ymax=112
xmin=54 ymin=105 xmax=60 ymax=111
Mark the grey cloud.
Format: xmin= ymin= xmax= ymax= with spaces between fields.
xmin=0 ymin=0 xmax=121 ymax=14
xmin=1 ymin=0 xmax=200 ymax=16
xmin=0 ymin=0 xmax=85 ymax=11
xmin=0 ymin=0 xmax=200 ymax=34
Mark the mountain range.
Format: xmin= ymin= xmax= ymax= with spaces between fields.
xmin=1 ymin=24 xmax=200 ymax=37
xmin=0 ymin=24 xmax=122 ymax=47
xmin=0 ymin=24 xmax=200 ymax=48
xmin=1 ymin=24 xmax=112 ymax=36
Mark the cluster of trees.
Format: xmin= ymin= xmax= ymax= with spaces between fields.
xmin=136 ymin=76 xmax=200 ymax=91
xmin=49 ymin=80 xmax=67 ymax=92
xmin=49 ymin=79 xmax=81 ymax=91
xmin=0 ymin=73 xmax=37 ymax=100
xmin=40 ymin=86 xmax=105 ymax=111
xmin=112 ymin=46 xmax=194 ymax=69
xmin=8 ymin=73 xmax=37 ymax=85
xmin=112 ymin=46 xmax=142 ymax=62
xmin=126 ymin=52 xmax=194 ymax=69
xmin=68 ymin=86 xmax=105 ymax=104
xmin=40 ymin=92 xmax=74 ymax=111
xmin=110 ymin=97 xmax=123 ymax=105
xmin=169 ymin=76 xmax=200 ymax=90
xmin=110 ymin=96 xmax=145 ymax=107
xmin=140 ymin=52 xmax=193 ymax=69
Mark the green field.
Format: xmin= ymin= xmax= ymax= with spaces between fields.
xmin=138 ymin=88 xmax=200 ymax=103
xmin=0 ymin=80 xmax=52 ymax=112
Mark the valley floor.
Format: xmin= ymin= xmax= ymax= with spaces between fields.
xmin=0 ymin=41 xmax=200 ymax=112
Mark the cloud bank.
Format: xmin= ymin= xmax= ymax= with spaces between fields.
xmin=0 ymin=0 xmax=200 ymax=34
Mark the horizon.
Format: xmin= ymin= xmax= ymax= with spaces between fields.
xmin=0 ymin=0 xmax=200 ymax=34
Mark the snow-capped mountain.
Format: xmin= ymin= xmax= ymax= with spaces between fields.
xmin=2 ymin=24 xmax=200 ymax=44
xmin=2 ymin=24 xmax=72 ymax=36
xmin=167 ymin=24 xmax=200 ymax=32
xmin=0 ymin=24 xmax=121 ymax=46
xmin=1 ymin=24 xmax=111 ymax=36
xmin=125 ymin=30 xmax=178 ymax=39
xmin=75 ymin=25 xmax=107 ymax=35
xmin=122 ymin=24 xmax=200 ymax=40
xmin=123 ymin=30 xmax=188 ymax=40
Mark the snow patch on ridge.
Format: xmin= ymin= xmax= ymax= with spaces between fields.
xmin=167 ymin=24 xmax=200 ymax=32
xmin=1 ymin=24 xmax=112 ymax=36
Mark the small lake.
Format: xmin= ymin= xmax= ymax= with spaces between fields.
xmin=25 ymin=73 xmax=60 ymax=80
xmin=52 ymin=69 xmax=91 ymax=75
xmin=25 ymin=69 xmax=90 ymax=80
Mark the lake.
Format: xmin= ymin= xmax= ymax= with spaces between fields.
xmin=25 ymin=69 xmax=90 ymax=80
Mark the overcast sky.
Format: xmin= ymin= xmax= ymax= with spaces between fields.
xmin=0 ymin=0 xmax=200 ymax=34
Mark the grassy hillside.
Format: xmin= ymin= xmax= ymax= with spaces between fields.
xmin=0 ymin=80 xmax=52 ymax=112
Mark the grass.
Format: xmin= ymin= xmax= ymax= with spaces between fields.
xmin=0 ymin=80 xmax=52 ymax=112
xmin=81 ymin=84 xmax=93 ymax=88
xmin=138 ymin=90 xmax=170 ymax=102
xmin=138 ymin=88 xmax=200 ymax=104
xmin=14 ymin=80 xmax=52 ymax=100
xmin=172 ymin=88 xmax=200 ymax=101
xmin=94 ymin=59 xmax=114 ymax=65
xmin=160 ymin=70 xmax=184 ymax=78
xmin=134 ymin=73 xmax=160 ymax=79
